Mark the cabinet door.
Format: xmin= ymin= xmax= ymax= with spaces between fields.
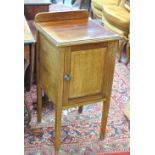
xmin=69 ymin=46 xmax=106 ymax=100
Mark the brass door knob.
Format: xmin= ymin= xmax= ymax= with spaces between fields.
xmin=64 ymin=74 xmax=71 ymax=81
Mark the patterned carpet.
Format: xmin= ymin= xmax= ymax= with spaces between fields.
xmin=24 ymin=59 xmax=130 ymax=155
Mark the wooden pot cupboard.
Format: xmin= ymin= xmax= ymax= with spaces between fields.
xmin=35 ymin=10 xmax=120 ymax=153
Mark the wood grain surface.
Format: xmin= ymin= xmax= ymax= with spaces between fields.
xmin=35 ymin=10 xmax=120 ymax=46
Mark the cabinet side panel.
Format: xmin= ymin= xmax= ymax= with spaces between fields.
xmin=39 ymin=33 xmax=59 ymax=104
xmin=69 ymin=47 xmax=106 ymax=98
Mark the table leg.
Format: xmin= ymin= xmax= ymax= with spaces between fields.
xmin=88 ymin=0 xmax=91 ymax=12
xmin=71 ymin=0 xmax=76 ymax=5
xmin=24 ymin=65 xmax=30 ymax=91
xmin=24 ymin=43 xmax=35 ymax=92
xmin=80 ymin=0 xmax=91 ymax=11
xmin=80 ymin=0 xmax=84 ymax=9
xmin=125 ymin=42 xmax=130 ymax=65
xmin=29 ymin=43 xmax=35 ymax=90
xmin=118 ymin=40 xmax=126 ymax=62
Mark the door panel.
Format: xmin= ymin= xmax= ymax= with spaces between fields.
xmin=69 ymin=48 xmax=106 ymax=99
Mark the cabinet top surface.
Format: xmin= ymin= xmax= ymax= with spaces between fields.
xmin=35 ymin=11 xmax=121 ymax=46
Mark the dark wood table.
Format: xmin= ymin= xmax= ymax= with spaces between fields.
xmin=24 ymin=17 xmax=36 ymax=127
xmin=24 ymin=0 xmax=51 ymax=20
xmin=24 ymin=17 xmax=35 ymax=91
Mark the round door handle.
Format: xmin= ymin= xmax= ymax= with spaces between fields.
xmin=64 ymin=74 xmax=71 ymax=81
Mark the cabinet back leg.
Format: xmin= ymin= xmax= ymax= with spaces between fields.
xmin=125 ymin=42 xmax=130 ymax=65
xmin=78 ymin=106 xmax=83 ymax=113
xmin=118 ymin=40 xmax=125 ymax=62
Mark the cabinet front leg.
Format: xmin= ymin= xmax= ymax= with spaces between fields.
xmin=55 ymin=105 xmax=62 ymax=153
xmin=37 ymin=85 xmax=42 ymax=122
xmin=100 ymin=100 xmax=110 ymax=139
xmin=100 ymin=41 xmax=117 ymax=139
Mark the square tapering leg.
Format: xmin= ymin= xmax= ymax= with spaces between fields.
xmin=100 ymin=101 xmax=110 ymax=139
xmin=37 ymin=85 xmax=42 ymax=122
xmin=55 ymin=104 xmax=62 ymax=153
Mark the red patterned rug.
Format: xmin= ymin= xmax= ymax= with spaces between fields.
xmin=24 ymin=59 xmax=130 ymax=155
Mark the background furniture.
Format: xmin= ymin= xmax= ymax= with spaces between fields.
xmin=92 ymin=0 xmax=130 ymax=63
xmin=125 ymin=34 xmax=130 ymax=65
xmin=124 ymin=102 xmax=130 ymax=120
xmin=71 ymin=0 xmax=76 ymax=4
xmin=35 ymin=10 xmax=120 ymax=152
xmin=24 ymin=17 xmax=35 ymax=91
xmin=91 ymin=0 xmax=130 ymax=37
xmin=119 ymin=33 xmax=130 ymax=65
xmin=52 ymin=0 xmax=65 ymax=4
xmin=71 ymin=0 xmax=91 ymax=11
xmin=24 ymin=17 xmax=36 ymax=128
xmin=102 ymin=0 xmax=130 ymax=37
xmin=118 ymin=3 xmax=130 ymax=64
xmin=80 ymin=0 xmax=91 ymax=11
xmin=24 ymin=0 xmax=51 ymax=20
xmin=92 ymin=0 xmax=120 ymax=18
